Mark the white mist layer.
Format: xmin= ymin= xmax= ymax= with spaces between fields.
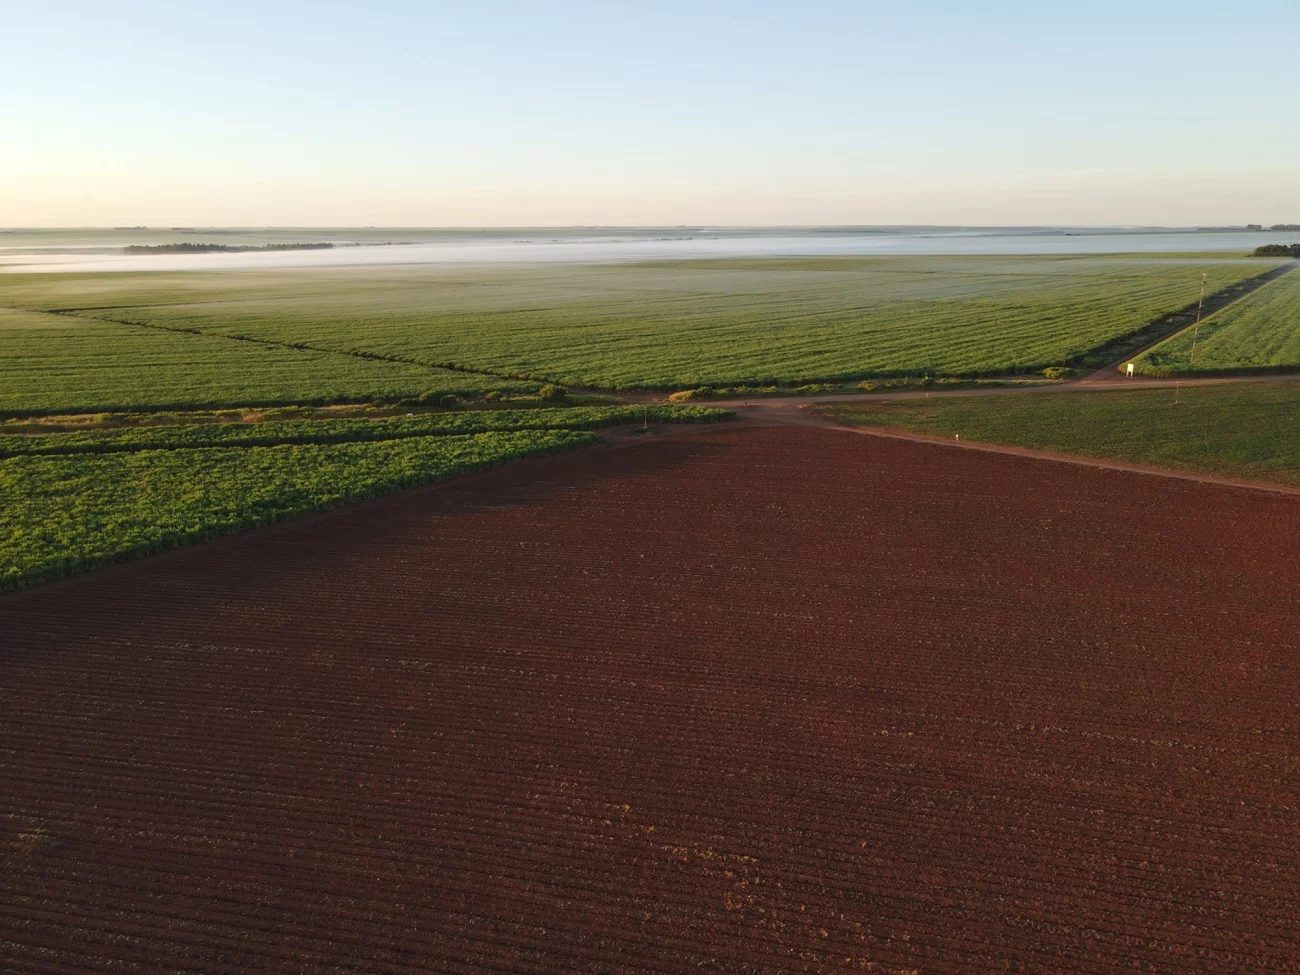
xmin=0 ymin=229 xmax=1288 ymax=274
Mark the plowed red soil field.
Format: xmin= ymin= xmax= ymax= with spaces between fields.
xmin=2 ymin=425 xmax=1299 ymax=974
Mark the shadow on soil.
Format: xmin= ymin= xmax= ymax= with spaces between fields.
xmin=0 ymin=429 xmax=741 ymax=663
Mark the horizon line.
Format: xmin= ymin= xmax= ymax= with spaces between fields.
xmin=4 ymin=223 xmax=1292 ymax=232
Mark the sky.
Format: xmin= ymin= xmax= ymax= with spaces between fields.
xmin=3 ymin=0 xmax=1298 ymax=227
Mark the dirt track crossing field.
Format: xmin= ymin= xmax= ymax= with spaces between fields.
xmin=2 ymin=425 xmax=1299 ymax=974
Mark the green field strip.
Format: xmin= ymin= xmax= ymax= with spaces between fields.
xmin=1136 ymin=263 xmax=1300 ymax=375
xmin=0 ymin=405 xmax=731 ymax=458
xmin=47 ymin=306 xmax=543 ymax=390
xmin=817 ymin=381 xmax=1300 ymax=487
xmin=0 ymin=306 xmax=532 ymax=416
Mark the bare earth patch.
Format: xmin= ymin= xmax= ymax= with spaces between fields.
xmin=2 ymin=425 xmax=1298 ymax=973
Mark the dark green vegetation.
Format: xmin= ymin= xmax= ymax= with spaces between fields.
xmin=124 ymin=242 xmax=335 ymax=254
xmin=0 ymin=405 xmax=725 ymax=458
xmin=0 ymin=405 xmax=731 ymax=590
xmin=1253 ymin=244 xmax=1300 ymax=258
xmin=817 ymin=382 xmax=1300 ymax=486
xmin=0 ymin=254 xmax=1282 ymax=409
xmin=1137 ymin=269 xmax=1300 ymax=375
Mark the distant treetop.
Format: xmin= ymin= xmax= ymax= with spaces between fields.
xmin=1253 ymin=243 xmax=1300 ymax=258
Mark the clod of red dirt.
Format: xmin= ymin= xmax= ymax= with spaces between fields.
xmin=2 ymin=425 xmax=1298 ymax=974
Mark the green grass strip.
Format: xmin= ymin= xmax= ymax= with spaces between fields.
xmin=817 ymin=382 xmax=1300 ymax=486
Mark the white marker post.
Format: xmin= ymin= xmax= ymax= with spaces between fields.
xmin=1126 ymin=362 xmax=1135 ymax=378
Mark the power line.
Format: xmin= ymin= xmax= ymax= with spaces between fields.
xmin=1173 ymin=271 xmax=1208 ymax=406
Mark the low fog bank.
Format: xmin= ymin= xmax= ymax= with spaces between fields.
xmin=0 ymin=229 xmax=1289 ymax=274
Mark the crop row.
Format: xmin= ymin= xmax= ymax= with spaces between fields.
xmin=0 ymin=405 xmax=729 ymax=458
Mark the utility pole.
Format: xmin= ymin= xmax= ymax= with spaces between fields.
xmin=1174 ymin=272 xmax=1208 ymax=407
xmin=1188 ymin=271 xmax=1208 ymax=368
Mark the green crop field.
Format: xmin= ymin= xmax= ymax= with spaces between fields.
xmin=1 ymin=248 xmax=1289 ymax=591
xmin=816 ymin=381 xmax=1300 ymax=486
xmin=0 ymin=254 xmax=1281 ymax=407
xmin=1137 ymin=264 xmax=1300 ymax=374
xmin=0 ymin=405 xmax=730 ymax=590
xmin=0 ymin=404 xmax=726 ymax=458
xmin=0 ymin=304 xmax=533 ymax=416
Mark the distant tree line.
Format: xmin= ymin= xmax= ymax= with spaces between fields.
xmin=1269 ymin=224 xmax=1300 ymax=232
xmin=124 ymin=242 xmax=335 ymax=254
xmin=1253 ymin=243 xmax=1300 ymax=258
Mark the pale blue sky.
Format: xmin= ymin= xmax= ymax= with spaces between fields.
xmin=4 ymin=1 xmax=1298 ymax=225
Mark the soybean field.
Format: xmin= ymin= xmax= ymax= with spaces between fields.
xmin=0 ymin=255 xmax=1282 ymax=406
xmin=0 ymin=304 xmax=531 ymax=417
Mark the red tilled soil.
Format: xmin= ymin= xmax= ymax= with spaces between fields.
xmin=2 ymin=425 xmax=1298 ymax=974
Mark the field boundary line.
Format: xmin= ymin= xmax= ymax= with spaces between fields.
xmin=807 ymin=417 xmax=1300 ymax=496
xmin=40 ymin=307 xmax=545 ymax=390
